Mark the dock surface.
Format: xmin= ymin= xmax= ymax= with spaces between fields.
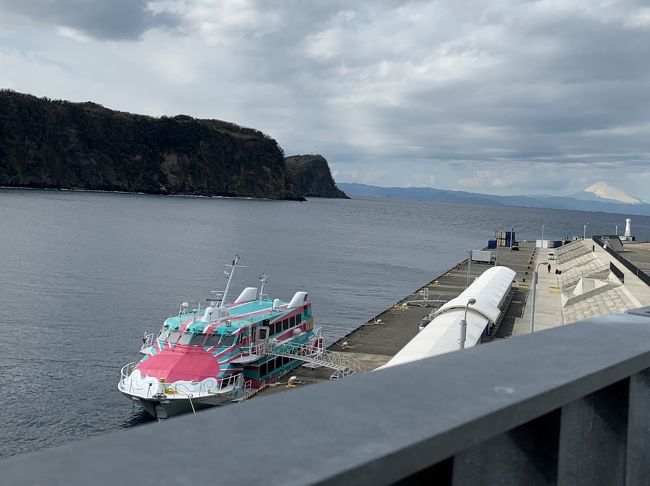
xmin=260 ymin=242 xmax=538 ymax=394
xmin=260 ymin=238 xmax=650 ymax=396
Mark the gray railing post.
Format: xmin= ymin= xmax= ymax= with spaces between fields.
xmin=626 ymin=368 xmax=650 ymax=486
xmin=557 ymin=380 xmax=629 ymax=486
xmin=452 ymin=411 xmax=560 ymax=486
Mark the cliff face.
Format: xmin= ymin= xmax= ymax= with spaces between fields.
xmin=0 ymin=90 xmax=294 ymax=198
xmin=285 ymin=154 xmax=348 ymax=198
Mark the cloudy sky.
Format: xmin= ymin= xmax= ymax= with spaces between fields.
xmin=1 ymin=0 xmax=650 ymax=197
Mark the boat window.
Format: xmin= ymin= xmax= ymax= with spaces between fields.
xmin=296 ymin=314 xmax=302 ymax=325
xmin=289 ymin=316 xmax=296 ymax=327
xmin=178 ymin=332 xmax=193 ymax=345
xmin=219 ymin=334 xmax=237 ymax=346
xmin=189 ymin=334 xmax=206 ymax=346
xmin=205 ymin=333 xmax=237 ymax=348
xmin=204 ymin=334 xmax=221 ymax=348
xmin=168 ymin=330 xmax=182 ymax=345
xmin=158 ymin=326 xmax=171 ymax=341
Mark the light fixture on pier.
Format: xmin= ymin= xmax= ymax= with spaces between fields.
xmin=465 ymin=249 xmax=472 ymax=287
xmin=459 ymin=298 xmax=477 ymax=350
xmin=530 ymin=262 xmax=548 ymax=334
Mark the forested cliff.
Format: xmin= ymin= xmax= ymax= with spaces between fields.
xmin=0 ymin=90 xmax=347 ymax=200
xmin=285 ymin=155 xmax=348 ymax=198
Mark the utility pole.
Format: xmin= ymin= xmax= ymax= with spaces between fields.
xmin=459 ymin=298 xmax=477 ymax=349
xmin=531 ymin=262 xmax=548 ymax=333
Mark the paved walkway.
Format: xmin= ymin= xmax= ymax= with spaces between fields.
xmin=510 ymin=240 xmax=650 ymax=335
xmin=511 ymin=247 xmax=564 ymax=336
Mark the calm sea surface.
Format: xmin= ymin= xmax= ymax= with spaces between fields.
xmin=1 ymin=189 xmax=649 ymax=458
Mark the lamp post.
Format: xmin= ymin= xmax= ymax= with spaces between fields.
xmin=583 ymin=223 xmax=588 ymax=240
xmin=465 ymin=249 xmax=472 ymax=287
xmin=459 ymin=298 xmax=477 ymax=349
xmin=541 ymin=223 xmax=545 ymax=243
xmin=530 ymin=262 xmax=548 ymax=334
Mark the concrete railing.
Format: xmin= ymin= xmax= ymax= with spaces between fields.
xmin=3 ymin=308 xmax=650 ymax=485
xmin=594 ymin=236 xmax=650 ymax=287
xmin=611 ymin=261 xmax=625 ymax=283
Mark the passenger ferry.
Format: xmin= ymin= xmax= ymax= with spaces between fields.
xmin=118 ymin=255 xmax=323 ymax=419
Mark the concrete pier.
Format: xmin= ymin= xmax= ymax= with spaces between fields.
xmin=260 ymin=237 xmax=650 ymax=396
xmin=260 ymin=241 xmax=538 ymax=394
xmin=510 ymin=245 xmax=563 ymax=335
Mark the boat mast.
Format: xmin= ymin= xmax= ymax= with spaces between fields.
xmin=259 ymin=272 xmax=269 ymax=302
xmin=220 ymin=254 xmax=242 ymax=308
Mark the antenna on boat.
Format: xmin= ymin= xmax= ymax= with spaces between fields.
xmin=218 ymin=254 xmax=246 ymax=308
xmin=178 ymin=301 xmax=189 ymax=315
xmin=259 ymin=272 xmax=270 ymax=302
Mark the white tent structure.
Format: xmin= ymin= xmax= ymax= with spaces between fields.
xmin=378 ymin=266 xmax=516 ymax=370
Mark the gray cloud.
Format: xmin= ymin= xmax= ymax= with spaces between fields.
xmin=1 ymin=0 xmax=650 ymax=197
xmin=0 ymin=0 xmax=179 ymax=40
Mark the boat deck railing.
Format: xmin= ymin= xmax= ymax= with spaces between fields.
xmin=119 ymin=362 xmax=136 ymax=390
xmin=119 ymin=363 xmax=244 ymax=398
xmin=140 ymin=332 xmax=154 ymax=351
xmin=157 ymin=374 xmax=244 ymax=397
xmin=238 ymin=341 xmax=269 ymax=358
xmin=268 ymin=340 xmax=366 ymax=378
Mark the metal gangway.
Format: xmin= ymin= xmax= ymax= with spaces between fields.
xmin=266 ymin=340 xmax=367 ymax=379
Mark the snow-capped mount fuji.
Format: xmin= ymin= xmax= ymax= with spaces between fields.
xmin=575 ymin=181 xmax=644 ymax=205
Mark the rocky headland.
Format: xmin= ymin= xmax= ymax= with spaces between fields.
xmin=0 ymin=90 xmax=347 ymax=200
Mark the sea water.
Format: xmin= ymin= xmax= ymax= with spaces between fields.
xmin=1 ymin=188 xmax=648 ymax=458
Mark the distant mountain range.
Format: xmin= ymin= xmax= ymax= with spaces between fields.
xmin=337 ymin=181 xmax=650 ymax=216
